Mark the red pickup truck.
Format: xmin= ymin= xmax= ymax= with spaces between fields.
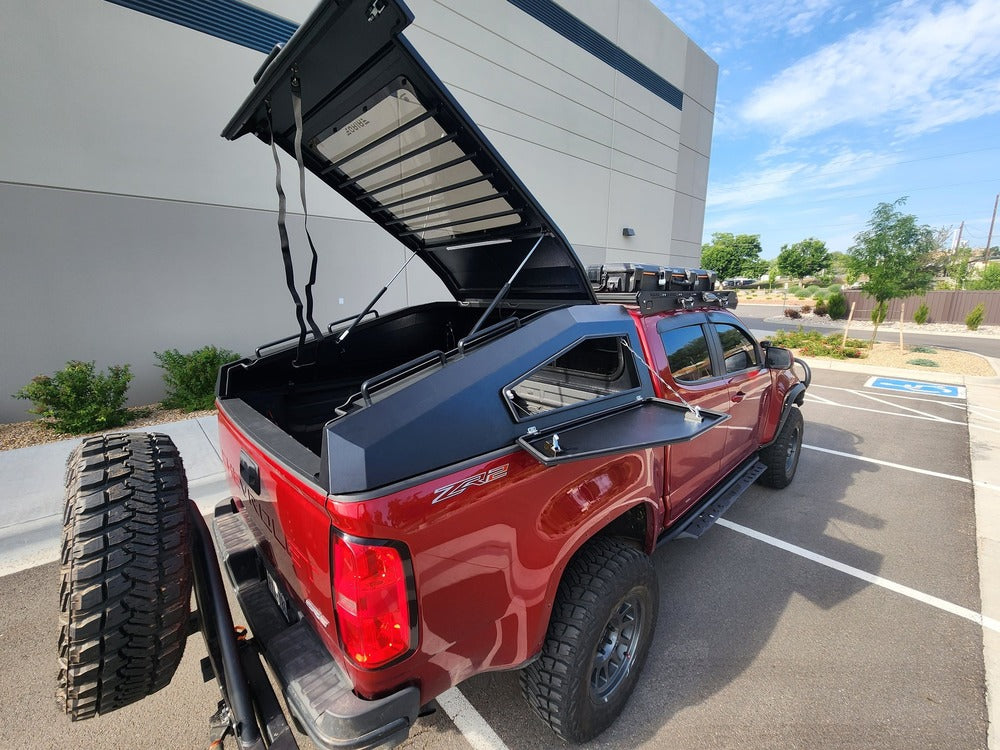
xmin=56 ymin=1 xmax=807 ymax=747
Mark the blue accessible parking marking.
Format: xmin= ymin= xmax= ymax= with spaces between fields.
xmin=865 ymin=376 xmax=966 ymax=399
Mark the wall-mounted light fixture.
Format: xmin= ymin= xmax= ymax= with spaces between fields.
xmin=622 ymin=227 xmax=636 ymax=237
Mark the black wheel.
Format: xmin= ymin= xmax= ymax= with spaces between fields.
xmin=58 ymin=433 xmax=193 ymax=720
xmin=519 ymin=537 xmax=658 ymax=743
xmin=758 ymin=407 xmax=803 ymax=489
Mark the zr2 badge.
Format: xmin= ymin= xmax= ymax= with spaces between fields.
xmin=432 ymin=464 xmax=509 ymax=505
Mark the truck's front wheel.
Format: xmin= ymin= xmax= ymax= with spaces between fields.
xmin=58 ymin=433 xmax=192 ymax=720
xmin=758 ymin=406 xmax=803 ymax=488
xmin=520 ymin=537 xmax=658 ymax=743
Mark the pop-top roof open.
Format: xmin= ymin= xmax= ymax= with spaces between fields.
xmin=222 ymin=0 xmax=596 ymax=306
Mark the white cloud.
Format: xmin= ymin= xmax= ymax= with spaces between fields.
xmin=654 ymin=0 xmax=841 ymax=49
xmin=741 ymin=0 xmax=1000 ymax=140
xmin=707 ymin=148 xmax=895 ymax=210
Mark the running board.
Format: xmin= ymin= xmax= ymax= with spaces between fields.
xmin=661 ymin=459 xmax=766 ymax=543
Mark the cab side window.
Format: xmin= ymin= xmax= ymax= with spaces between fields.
xmin=660 ymin=325 xmax=713 ymax=383
xmin=715 ymin=323 xmax=759 ymax=373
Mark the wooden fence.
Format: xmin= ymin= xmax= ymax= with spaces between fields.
xmin=841 ymin=290 xmax=1000 ymax=326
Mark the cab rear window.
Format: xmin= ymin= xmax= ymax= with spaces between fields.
xmin=660 ymin=325 xmax=713 ymax=382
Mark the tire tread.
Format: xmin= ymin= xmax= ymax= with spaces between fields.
xmin=519 ymin=537 xmax=657 ymax=742
xmin=58 ymin=432 xmax=192 ymax=720
xmin=758 ymin=407 xmax=803 ymax=489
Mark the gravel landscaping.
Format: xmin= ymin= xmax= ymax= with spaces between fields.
xmin=0 ymin=406 xmax=216 ymax=452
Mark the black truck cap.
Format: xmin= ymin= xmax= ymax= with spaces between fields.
xmin=222 ymin=0 xmax=596 ymax=307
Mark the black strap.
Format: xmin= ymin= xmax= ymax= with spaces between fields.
xmin=267 ymin=107 xmax=310 ymax=360
xmin=291 ymin=75 xmax=323 ymax=342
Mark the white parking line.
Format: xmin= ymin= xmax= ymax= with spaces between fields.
xmin=851 ymin=390 xmax=954 ymax=421
xmin=436 ymin=687 xmax=510 ymax=750
xmin=717 ymin=519 xmax=1000 ymax=634
xmin=811 ymin=383 xmax=966 ymax=408
xmin=804 ymin=396 xmax=964 ymax=425
xmin=803 ymin=444 xmax=1000 ymax=491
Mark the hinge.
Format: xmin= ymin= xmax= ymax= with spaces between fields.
xmin=367 ymin=0 xmax=386 ymax=22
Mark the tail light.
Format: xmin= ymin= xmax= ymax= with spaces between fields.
xmin=333 ymin=535 xmax=413 ymax=668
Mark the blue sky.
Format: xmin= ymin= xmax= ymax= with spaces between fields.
xmin=652 ymin=0 xmax=1000 ymax=259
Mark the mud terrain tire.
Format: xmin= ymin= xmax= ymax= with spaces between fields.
xmin=758 ymin=406 xmax=803 ymax=489
xmin=58 ymin=433 xmax=192 ymax=720
xmin=519 ymin=537 xmax=658 ymax=743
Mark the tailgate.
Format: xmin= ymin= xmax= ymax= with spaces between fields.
xmin=217 ymin=400 xmax=337 ymax=645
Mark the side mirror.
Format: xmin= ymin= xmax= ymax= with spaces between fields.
xmin=764 ymin=346 xmax=794 ymax=370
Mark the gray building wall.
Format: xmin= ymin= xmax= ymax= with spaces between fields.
xmin=0 ymin=0 xmax=716 ymax=422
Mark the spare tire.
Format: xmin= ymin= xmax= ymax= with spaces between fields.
xmin=58 ymin=432 xmax=193 ymax=720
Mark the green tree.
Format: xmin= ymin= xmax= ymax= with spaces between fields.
xmin=847 ymin=198 xmax=935 ymax=345
xmin=970 ymin=263 xmax=1000 ymax=290
xmin=700 ymin=233 xmax=768 ymax=280
xmin=776 ymin=238 xmax=830 ymax=280
xmin=946 ymin=247 xmax=973 ymax=288
xmin=827 ymin=251 xmax=850 ymax=277
xmin=767 ymin=258 xmax=780 ymax=289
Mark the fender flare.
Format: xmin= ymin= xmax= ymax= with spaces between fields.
xmin=762 ymin=382 xmax=806 ymax=448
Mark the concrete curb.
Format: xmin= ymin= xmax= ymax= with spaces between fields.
xmin=968 ymin=381 xmax=1000 ymax=750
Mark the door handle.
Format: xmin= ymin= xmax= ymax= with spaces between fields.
xmin=731 ymin=390 xmax=746 ymax=403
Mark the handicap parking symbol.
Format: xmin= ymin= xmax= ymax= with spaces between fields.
xmin=865 ymin=377 xmax=965 ymax=399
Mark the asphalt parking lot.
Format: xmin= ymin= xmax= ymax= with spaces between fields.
xmin=0 ymin=367 xmax=991 ymax=749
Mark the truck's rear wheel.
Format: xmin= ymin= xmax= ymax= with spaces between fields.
xmin=758 ymin=406 xmax=803 ymax=488
xmin=58 ymin=433 xmax=192 ymax=720
xmin=519 ymin=537 xmax=658 ymax=743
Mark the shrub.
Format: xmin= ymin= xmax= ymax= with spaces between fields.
xmin=911 ymin=345 xmax=937 ymax=354
xmin=800 ymin=304 xmax=812 ymax=314
xmin=965 ymin=303 xmax=986 ymax=331
xmin=827 ymin=284 xmax=842 ymax=295
xmin=827 ymin=291 xmax=848 ymax=319
xmin=805 ymin=285 xmax=821 ymax=297
xmin=14 ymin=360 xmax=132 ymax=434
xmin=813 ymin=301 xmax=829 ymax=317
xmin=155 ymin=346 xmax=241 ymax=411
xmin=770 ymin=329 xmax=864 ymax=359
xmin=913 ymin=302 xmax=929 ymax=325
xmin=907 ymin=358 xmax=939 ymax=368
xmin=784 ymin=308 xmax=801 ymax=319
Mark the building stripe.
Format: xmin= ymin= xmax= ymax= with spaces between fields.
xmin=106 ymin=0 xmax=297 ymax=54
xmin=506 ymin=0 xmax=684 ymax=110
xmin=107 ymin=0 xmax=685 ymax=111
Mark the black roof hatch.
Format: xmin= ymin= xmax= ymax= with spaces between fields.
xmin=222 ymin=0 xmax=596 ymax=306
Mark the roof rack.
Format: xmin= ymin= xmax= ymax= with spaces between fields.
xmin=596 ymin=290 xmax=738 ymax=315
xmin=587 ymin=263 xmax=718 ymax=294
